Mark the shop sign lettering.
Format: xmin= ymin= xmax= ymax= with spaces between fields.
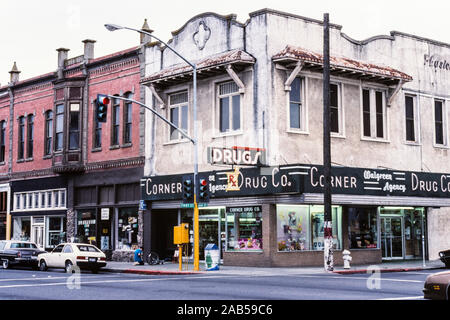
xmin=207 ymin=146 xmax=266 ymax=166
xmin=424 ymin=54 xmax=450 ymax=72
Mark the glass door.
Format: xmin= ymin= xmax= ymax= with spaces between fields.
xmin=381 ymin=217 xmax=404 ymax=259
xmin=32 ymin=225 xmax=44 ymax=248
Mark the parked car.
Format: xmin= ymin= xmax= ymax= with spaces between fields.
xmin=423 ymin=270 xmax=450 ymax=300
xmin=38 ymin=243 xmax=106 ymax=273
xmin=0 ymin=240 xmax=46 ymax=269
xmin=439 ymin=249 xmax=450 ymax=268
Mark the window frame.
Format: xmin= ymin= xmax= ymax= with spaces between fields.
xmin=167 ymin=90 xmax=189 ymax=142
xmin=215 ymin=80 xmax=242 ymax=136
xmin=360 ymin=86 xmax=388 ymax=142
xmin=44 ymin=110 xmax=53 ymax=156
xmin=17 ymin=116 xmax=25 ymax=160
xmin=26 ymin=114 xmax=34 ymax=159
xmin=111 ymin=96 xmax=120 ymax=147
xmin=0 ymin=120 xmax=6 ymax=163
xmin=54 ymin=104 xmax=65 ymax=152
xmin=287 ymin=77 xmax=309 ymax=134
xmin=329 ymin=82 xmax=345 ymax=137
xmin=123 ymin=92 xmax=133 ymax=145
xmin=433 ymin=99 xmax=448 ymax=147
xmin=404 ymin=94 xmax=420 ymax=144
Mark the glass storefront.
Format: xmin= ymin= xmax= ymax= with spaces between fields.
xmin=276 ymin=205 xmax=342 ymax=252
xmin=12 ymin=217 xmax=31 ymax=241
xmin=117 ymin=207 xmax=139 ymax=251
xmin=226 ymin=206 xmax=263 ymax=251
xmin=348 ymin=207 xmax=378 ymax=249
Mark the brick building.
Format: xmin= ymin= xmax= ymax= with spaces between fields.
xmin=0 ymin=23 xmax=148 ymax=261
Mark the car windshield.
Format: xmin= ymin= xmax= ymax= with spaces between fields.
xmin=10 ymin=242 xmax=38 ymax=249
xmin=76 ymin=245 xmax=101 ymax=253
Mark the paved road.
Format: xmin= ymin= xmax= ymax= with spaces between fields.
xmin=0 ymin=266 xmax=435 ymax=301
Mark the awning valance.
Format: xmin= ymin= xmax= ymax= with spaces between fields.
xmin=272 ymin=45 xmax=412 ymax=85
xmin=140 ymin=49 xmax=255 ymax=86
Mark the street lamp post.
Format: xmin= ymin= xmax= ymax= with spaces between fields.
xmin=105 ymin=23 xmax=201 ymax=271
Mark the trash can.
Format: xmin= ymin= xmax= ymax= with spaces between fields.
xmin=204 ymin=243 xmax=220 ymax=271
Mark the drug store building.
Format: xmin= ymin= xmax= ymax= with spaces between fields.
xmin=139 ymin=9 xmax=450 ymax=267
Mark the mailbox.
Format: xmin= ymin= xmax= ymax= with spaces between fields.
xmin=173 ymin=223 xmax=189 ymax=245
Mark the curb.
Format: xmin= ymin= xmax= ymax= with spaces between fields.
xmin=333 ymin=266 xmax=445 ymax=275
xmin=103 ymin=268 xmax=203 ymax=275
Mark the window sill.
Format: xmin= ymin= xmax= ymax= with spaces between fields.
xmin=331 ymin=133 xmax=346 ymax=139
xmin=92 ymin=147 xmax=102 ymax=153
xmin=433 ymin=144 xmax=450 ymax=150
xmin=286 ymin=129 xmax=309 ymax=135
xmin=0 ymin=161 xmax=4 ymax=166
xmin=404 ymin=141 xmax=421 ymax=147
xmin=212 ymin=130 xmax=243 ymax=139
xmin=120 ymin=143 xmax=132 ymax=149
xmin=16 ymin=159 xmax=25 ymax=163
xmin=43 ymin=155 xmax=52 ymax=160
xmin=360 ymin=137 xmax=390 ymax=144
xmin=163 ymin=139 xmax=191 ymax=146
xmin=109 ymin=145 xmax=120 ymax=150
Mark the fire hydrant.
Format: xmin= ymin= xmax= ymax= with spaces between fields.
xmin=343 ymin=249 xmax=352 ymax=269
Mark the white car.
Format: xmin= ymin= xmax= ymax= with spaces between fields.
xmin=38 ymin=243 xmax=107 ymax=273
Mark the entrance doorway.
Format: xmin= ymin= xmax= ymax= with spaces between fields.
xmin=380 ymin=216 xmax=404 ymax=259
xmin=31 ymin=217 xmax=45 ymax=249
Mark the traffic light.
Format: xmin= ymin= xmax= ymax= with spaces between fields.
xmin=95 ymin=94 xmax=110 ymax=122
xmin=182 ymin=177 xmax=193 ymax=203
xmin=199 ymin=178 xmax=209 ymax=203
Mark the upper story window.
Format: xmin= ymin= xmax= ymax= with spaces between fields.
xmin=289 ymin=77 xmax=306 ymax=131
xmin=44 ymin=110 xmax=53 ymax=156
xmin=55 ymin=104 xmax=64 ymax=152
xmin=361 ymin=88 xmax=387 ymax=140
xmin=434 ymin=99 xmax=447 ymax=146
xmin=13 ymin=189 xmax=66 ymax=211
xmin=68 ymin=103 xmax=80 ymax=150
xmin=18 ymin=116 xmax=25 ymax=160
xmin=27 ymin=114 xmax=34 ymax=158
xmin=169 ymin=91 xmax=188 ymax=141
xmin=111 ymin=96 xmax=120 ymax=146
xmin=123 ymin=92 xmax=133 ymax=144
xmin=329 ymin=83 xmax=342 ymax=135
xmin=0 ymin=120 xmax=6 ymax=163
xmin=405 ymin=95 xmax=419 ymax=143
xmin=217 ymin=81 xmax=241 ymax=133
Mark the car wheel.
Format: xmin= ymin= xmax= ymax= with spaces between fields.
xmin=39 ymin=260 xmax=48 ymax=271
xmin=65 ymin=261 xmax=74 ymax=274
xmin=445 ymin=262 xmax=450 ymax=269
xmin=2 ymin=259 xmax=9 ymax=269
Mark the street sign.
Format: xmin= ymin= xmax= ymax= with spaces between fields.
xmin=180 ymin=203 xmax=208 ymax=208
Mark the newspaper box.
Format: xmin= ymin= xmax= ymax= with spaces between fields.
xmin=204 ymin=243 xmax=220 ymax=271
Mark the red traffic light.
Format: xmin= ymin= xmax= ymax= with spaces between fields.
xmin=100 ymin=96 xmax=110 ymax=105
xmin=200 ymin=179 xmax=207 ymax=186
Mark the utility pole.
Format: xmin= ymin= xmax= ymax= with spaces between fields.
xmin=323 ymin=13 xmax=334 ymax=272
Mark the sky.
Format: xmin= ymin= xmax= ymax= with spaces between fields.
xmin=0 ymin=0 xmax=449 ymax=86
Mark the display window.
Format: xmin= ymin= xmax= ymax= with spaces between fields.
xmin=348 ymin=207 xmax=378 ymax=249
xmin=12 ymin=217 xmax=31 ymax=241
xmin=46 ymin=216 xmax=66 ymax=248
xmin=276 ymin=205 xmax=342 ymax=252
xmin=117 ymin=207 xmax=138 ymax=251
xmin=226 ymin=206 xmax=262 ymax=251
xmin=76 ymin=210 xmax=96 ymax=244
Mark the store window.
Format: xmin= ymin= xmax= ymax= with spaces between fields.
xmin=277 ymin=205 xmax=310 ymax=251
xmin=226 ymin=206 xmax=262 ymax=251
xmin=46 ymin=216 xmax=66 ymax=248
xmin=276 ymin=205 xmax=342 ymax=251
xmin=310 ymin=205 xmax=342 ymax=251
xmin=348 ymin=207 xmax=378 ymax=249
xmin=12 ymin=217 xmax=31 ymax=241
xmin=76 ymin=211 xmax=96 ymax=244
xmin=117 ymin=207 xmax=138 ymax=251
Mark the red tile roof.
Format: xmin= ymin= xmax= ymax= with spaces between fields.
xmin=272 ymin=45 xmax=412 ymax=82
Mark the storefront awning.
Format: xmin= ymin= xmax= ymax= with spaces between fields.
xmin=140 ymin=49 xmax=255 ymax=87
xmin=272 ymin=45 xmax=413 ymax=85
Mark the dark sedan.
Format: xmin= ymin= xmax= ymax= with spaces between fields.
xmin=0 ymin=240 xmax=46 ymax=269
xmin=439 ymin=249 xmax=450 ymax=268
xmin=423 ymin=270 xmax=450 ymax=300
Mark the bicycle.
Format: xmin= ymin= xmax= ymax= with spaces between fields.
xmin=146 ymin=251 xmax=164 ymax=265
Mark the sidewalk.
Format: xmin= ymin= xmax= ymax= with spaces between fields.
xmin=102 ymin=259 xmax=446 ymax=276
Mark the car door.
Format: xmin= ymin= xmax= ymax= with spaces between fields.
xmin=47 ymin=244 xmax=64 ymax=267
xmin=61 ymin=244 xmax=74 ymax=267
